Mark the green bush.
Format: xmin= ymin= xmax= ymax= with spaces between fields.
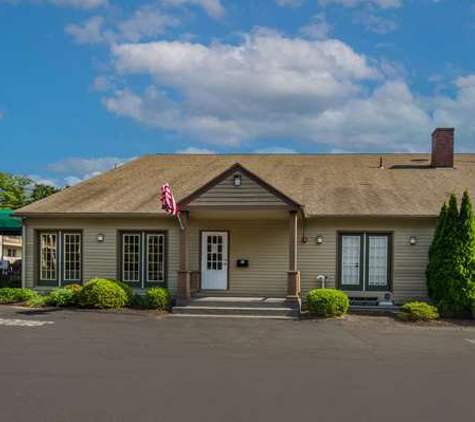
xmin=47 ymin=285 xmax=82 ymax=307
xmin=145 ymin=287 xmax=171 ymax=310
xmin=107 ymin=279 xmax=133 ymax=305
xmin=397 ymin=302 xmax=440 ymax=322
xmin=78 ymin=278 xmax=128 ymax=309
xmin=131 ymin=294 xmax=147 ymax=308
xmin=26 ymin=294 xmax=50 ymax=308
xmin=306 ymin=289 xmax=349 ymax=318
xmin=0 ymin=288 xmax=38 ymax=304
xmin=64 ymin=283 xmax=83 ymax=294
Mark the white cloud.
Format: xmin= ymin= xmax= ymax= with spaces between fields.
xmin=105 ymin=30 xmax=380 ymax=147
xmin=66 ymin=6 xmax=180 ymax=45
xmin=65 ymin=16 xmax=111 ymax=45
xmin=48 ymin=156 xmax=133 ymax=176
xmin=319 ymin=0 xmax=401 ymax=8
xmin=276 ymin=0 xmax=303 ymax=7
xmin=161 ymin=0 xmax=226 ymax=19
xmin=91 ymin=75 xmax=115 ymax=92
xmin=28 ymin=175 xmax=58 ymax=187
xmin=4 ymin=0 xmax=108 ymax=8
xmin=116 ymin=5 xmax=181 ymax=42
xmin=299 ymin=13 xmax=332 ymax=40
xmin=176 ymin=147 xmax=216 ymax=154
xmin=47 ymin=0 xmax=107 ymax=8
xmin=353 ymin=9 xmax=398 ymax=34
xmin=44 ymin=156 xmax=136 ymax=186
xmin=98 ymin=29 xmax=475 ymax=153
xmin=254 ymin=147 xmax=297 ymax=154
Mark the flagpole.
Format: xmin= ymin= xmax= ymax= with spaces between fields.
xmin=177 ymin=212 xmax=185 ymax=231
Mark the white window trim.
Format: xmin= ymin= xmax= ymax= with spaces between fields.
xmin=62 ymin=232 xmax=82 ymax=283
xmin=39 ymin=231 xmax=82 ymax=286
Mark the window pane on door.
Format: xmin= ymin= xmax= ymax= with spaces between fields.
xmin=63 ymin=233 xmax=81 ymax=282
xmin=341 ymin=236 xmax=361 ymax=286
xmin=147 ymin=234 xmax=165 ymax=282
xmin=368 ymin=236 xmax=388 ymax=287
xmin=206 ymin=235 xmax=223 ymax=271
xmin=123 ymin=234 xmax=141 ymax=282
xmin=40 ymin=233 xmax=57 ymax=281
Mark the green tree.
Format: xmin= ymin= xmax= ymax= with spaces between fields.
xmin=458 ymin=190 xmax=475 ymax=290
xmin=0 ymin=173 xmax=32 ymax=209
xmin=427 ymin=202 xmax=448 ymax=298
xmin=428 ymin=193 xmax=475 ymax=317
xmin=0 ymin=172 xmax=59 ymax=210
xmin=30 ymin=183 xmax=59 ymax=203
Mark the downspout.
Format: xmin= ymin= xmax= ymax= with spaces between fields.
xmin=21 ymin=218 xmax=26 ymax=288
xmin=298 ymin=206 xmax=307 ymax=243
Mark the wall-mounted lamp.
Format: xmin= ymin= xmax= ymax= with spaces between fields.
xmin=97 ymin=233 xmax=105 ymax=243
xmin=316 ymin=235 xmax=324 ymax=245
xmin=410 ymin=236 xmax=417 ymax=246
xmin=233 ymin=174 xmax=242 ymax=187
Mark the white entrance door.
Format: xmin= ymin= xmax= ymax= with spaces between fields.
xmin=201 ymin=231 xmax=228 ymax=290
xmin=340 ymin=235 xmax=363 ymax=291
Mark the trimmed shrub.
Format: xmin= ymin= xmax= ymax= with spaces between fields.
xmin=145 ymin=287 xmax=171 ymax=310
xmin=26 ymin=294 xmax=50 ymax=308
xmin=306 ymin=289 xmax=349 ymax=318
xmin=64 ymin=283 xmax=83 ymax=294
xmin=108 ymin=279 xmax=133 ymax=305
xmin=78 ymin=278 xmax=128 ymax=309
xmin=47 ymin=286 xmax=82 ymax=307
xmin=130 ymin=294 xmax=149 ymax=309
xmin=0 ymin=288 xmax=38 ymax=304
xmin=397 ymin=302 xmax=439 ymax=322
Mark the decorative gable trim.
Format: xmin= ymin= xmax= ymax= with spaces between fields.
xmin=178 ymin=163 xmax=301 ymax=210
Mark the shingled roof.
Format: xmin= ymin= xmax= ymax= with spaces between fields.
xmin=15 ymin=153 xmax=475 ymax=218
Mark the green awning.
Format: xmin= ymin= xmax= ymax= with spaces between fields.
xmin=0 ymin=209 xmax=22 ymax=235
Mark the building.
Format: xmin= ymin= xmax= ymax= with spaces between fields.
xmin=15 ymin=128 xmax=474 ymax=309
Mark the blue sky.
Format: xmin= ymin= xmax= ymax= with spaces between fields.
xmin=1 ymin=0 xmax=475 ymax=186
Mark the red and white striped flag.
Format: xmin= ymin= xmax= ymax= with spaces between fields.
xmin=160 ymin=183 xmax=184 ymax=229
xmin=160 ymin=183 xmax=179 ymax=216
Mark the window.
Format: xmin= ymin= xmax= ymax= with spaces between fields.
xmin=147 ymin=234 xmax=165 ymax=283
xmin=122 ymin=233 xmax=141 ymax=283
xmin=338 ymin=233 xmax=391 ymax=292
xmin=7 ymin=248 xmax=17 ymax=258
xmin=63 ymin=233 xmax=82 ymax=282
xmin=40 ymin=233 xmax=57 ymax=282
xmin=38 ymin=231 xmax=82 ymax=286
xmin=120 ymin=232 xmax=167 ymax=287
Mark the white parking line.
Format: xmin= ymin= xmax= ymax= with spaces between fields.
xmin=465 ymin=339 xmax=475 ymax=345
xmin=0 ymin=318 xmax=54 ymax=327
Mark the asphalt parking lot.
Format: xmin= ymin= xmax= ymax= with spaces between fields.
xmin=1 ymin=305 xmax=475 ymax=422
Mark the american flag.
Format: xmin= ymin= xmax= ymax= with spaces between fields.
xmin=160 ymin=183 xmax=179 ymax=216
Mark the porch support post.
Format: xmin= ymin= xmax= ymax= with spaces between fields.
xmin=177 ymin=211 xmax=191 ymax=304
xmin=286 ymin=210 xmax=301 ymax=304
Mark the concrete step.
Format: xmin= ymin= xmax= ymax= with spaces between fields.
xmin=173 ymin=305 xmax=299 ymax=318
xmin=185 ymin=296 xmax=290 ymax=309
xmin=350 ymin=305 xmax=400 ymax=316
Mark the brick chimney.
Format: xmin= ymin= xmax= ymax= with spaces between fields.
xmin=431 ymin=128 xmax=454 ymax=168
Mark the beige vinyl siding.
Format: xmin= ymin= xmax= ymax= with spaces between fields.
xmin=23 ymin=217 xmax=180 ymax=291
xmin=23 ymin=215 xmax=436 ymax=303
xmin=188 ymin=219 xmax=288 ymax=296
xmin=299 ymin=218 xmax=436 ymax=304
xmin=188 ymin=172 xmax=289 ymax=208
